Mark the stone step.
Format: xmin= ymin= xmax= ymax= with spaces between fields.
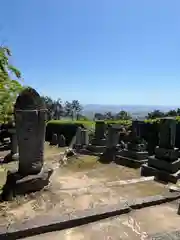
xmin=148 ymin=156 xmax=180 ymax=174
xmin=115 ymin=155 xmax=148 ymax=168
xmin=141 ymin=164 xmax=180 ymax=184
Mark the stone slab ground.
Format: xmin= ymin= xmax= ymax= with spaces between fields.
xmin=0 ymin=143 xmax=179 ymax=239
xmin=0 ymin=158 xmax=170 ymax=226
xmin=21 ymin=201 xmax=180 ymax=240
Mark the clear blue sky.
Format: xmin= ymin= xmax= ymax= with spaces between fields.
xmin=1 ymin=0 xmax=180 ymax=106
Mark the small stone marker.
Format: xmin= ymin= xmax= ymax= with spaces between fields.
xmin=3 ymin=125 xmax=19 ymax=163
xmin=58 ymin=134 xmax=66 ymax=147
xmin=74 ymin=126 xmax=82 ymax=149
xmin=50 ymin=133 xmax=58 ymax=146
xmin=1 ymin=87 xmax=53 ymax=201
xmin=81 ymin=129 xmax=89 ymax=146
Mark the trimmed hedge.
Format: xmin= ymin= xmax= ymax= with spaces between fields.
xmin=45 ymin=121 xmax=86 ymax=145
xmin=45 ymin=119 xmax=180 ymax=149
xmin=45 ymin=120 xmax=132 ymax=146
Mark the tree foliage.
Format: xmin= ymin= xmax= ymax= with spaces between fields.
xmin=94 ymin=110 xmax=132 ymax=121
xmin=146 ymin=109 xmax=180 ymax=119
xmin=0 ymin=46 xmax=23 ymax=123
xmin=41 ymin=97 xmax=83 ymax=121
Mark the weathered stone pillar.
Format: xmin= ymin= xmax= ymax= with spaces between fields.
xmin=81 ymin=129 xmax=89 ymax=146
xmin=15 ymin=109 xmax=46 ymax=176
xmin=106 ymin=126 xmax=119 ymax=148
xmin=99 ymin=125 xmax=118 ymax=163
xmin=2 ymin=88 xmax=53 ymax=200
xmin=92 ymin=121 xmax=106 ymax=146
xmin=75 ymin=127 xmax=82 ymax=146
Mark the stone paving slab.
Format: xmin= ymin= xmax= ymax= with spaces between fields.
xmin=1 ymin=192 xmax=180 ymax=239
xmin=22 ymin=202 xmax=180 ymax=240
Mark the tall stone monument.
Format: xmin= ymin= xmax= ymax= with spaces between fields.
xmin=1 ymin=88 xmax=53 ymax=201
xmin=141 ymin=117 xmax=180 ymax=183
xmin=116 ymin=120 xmax=148 ymax=168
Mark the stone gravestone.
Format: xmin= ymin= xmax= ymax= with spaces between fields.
xmin=100 ymin=124 xmax=120 ymax=163
xmin=106 ymin=125 xmax=120 ymax=149
xmin=58 ymin=134 xmax=66 ymax=147
xmin=158 ymin=117 xmax=176 ymax=149
xmin=74 ymin=126 xmax=82 ymax=149
xmin=3 ymin=125 xmax=19 ymax=163
xmin=1 ymin=88 xmax=53 ymax=201
xmin=81 ymin=129 xmax=89 ymax=146
xmin=87 ymin=121 xmax=107 ymax=155
xmin=92 ymin=121 xmax=106 ymax=146
xmin=116 ymin=120 xmax=148 ymax=168
xmin=50 ymin=133 xmax=58 ymax=146
xmin=141 ymin=117 xmax=180 ymax=183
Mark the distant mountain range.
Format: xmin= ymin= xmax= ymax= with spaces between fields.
xmin=82 ymin=104 xmax=180 ymax=119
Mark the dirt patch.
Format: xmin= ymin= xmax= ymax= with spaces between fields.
xmin=86 ymin=163 xmax=140 ymax=181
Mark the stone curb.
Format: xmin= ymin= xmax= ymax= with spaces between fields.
xmin=0 ymin=193 xmax=180 ymax=239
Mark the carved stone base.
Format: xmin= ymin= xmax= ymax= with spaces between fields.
xmin=120 ymin=149 xmax=149 ymax=160
xmin=155 ymin=147 xmax=179 ymax=161
xmin=87 ymin=144 xmax=106 ymax=153
xmin=148 ymin=156 xmax=180 ymax=174
xmin=99 ymin=148 xmax=116 ymax=163
xmin=115 ymin=155 xmax=148 ymax=168
xmin=75 ymin=148 xmax=103 ymax=157
xmin=91 ymin=138 xmax=106 ymax=146
xmin=73 ymin=144 xmax=82 ymax=151
xmin=141 ymin=164 xmax=180 ymax=184
xmin=3 ymin=152 xmax=19 ymax=163
xmin=128 ymin=143 xmax=147 ymax=152
xmin=1 ymin=167 xmax=53 ymax=201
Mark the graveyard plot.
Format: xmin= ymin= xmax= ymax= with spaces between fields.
xmin=22 ymin=202 xmax=180 ymax=240
xmin=0 ymin=142 xmax=174 ymax=231
xmin=0 ymin=152 xmax=170 ymax=227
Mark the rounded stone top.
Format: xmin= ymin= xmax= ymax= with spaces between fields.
xmin=14 ymin=87 xmax=46 ymax=110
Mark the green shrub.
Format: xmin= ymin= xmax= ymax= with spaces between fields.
xmin=45 ymin=120 xmax=132 ymax=144
xmin=45 ymin=121 xmax=86 ymax=145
